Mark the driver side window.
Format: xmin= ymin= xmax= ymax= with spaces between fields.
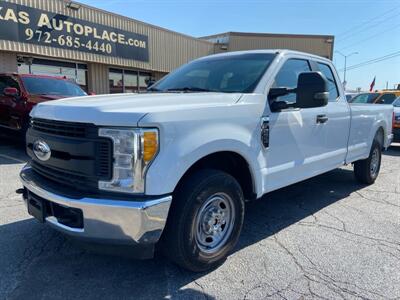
xmin=272 ymin=59 xmax=311 ymax=103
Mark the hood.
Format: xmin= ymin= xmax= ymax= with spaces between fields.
xmin=30 ymin=92 xmax=242 ymax=126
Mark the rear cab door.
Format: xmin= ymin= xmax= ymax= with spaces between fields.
xmin=312 ymin=59 xmax=351 ymax=169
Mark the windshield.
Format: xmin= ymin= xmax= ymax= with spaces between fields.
xmin=151 ymin=53 xmax=276 ymax=93
xmin=393 ymin=97 xmax=400 ymax=107
xmin=350 ymin=93 xmax=379 ymax=104
xmin=22 ymin=77 xmax=87 ymax=97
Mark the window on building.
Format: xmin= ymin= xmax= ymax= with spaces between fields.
xmin=317 ymin=63 xmax=339 ymax=101
xmin=139 ymin=72 xmax=152 ymax=91
xmin=272 ymin=59 xmax=311 ymax=103
xmin=109 ymin=69 xmax=124 ymax=94
xmin=124 ymin=70 xmax=138 ymax=93
xmin=109 ymin=68 xmax=153 ymax=93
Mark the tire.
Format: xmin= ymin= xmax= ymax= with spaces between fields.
xmin=161 ymin=169 xmax=245 ymax=272
xmin=354 ymin=139 xmax=382 ymax=184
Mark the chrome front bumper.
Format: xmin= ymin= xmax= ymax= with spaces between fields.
xmin=20 ymin=165 xmax=172 ymax=245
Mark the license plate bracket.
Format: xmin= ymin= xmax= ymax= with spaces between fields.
xmin=27 ymin=193 xmax=46 ymax=223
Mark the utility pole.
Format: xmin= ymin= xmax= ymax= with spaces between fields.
xmin=335 ymin=51 xmax=358 ymax=89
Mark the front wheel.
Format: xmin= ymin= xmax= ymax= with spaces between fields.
xmin=161 ymin=169 xmax=245 ymax=272
xmin=354 ymin=140 xmax=382 ymax=184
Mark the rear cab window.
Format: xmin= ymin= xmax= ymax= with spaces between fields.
xmin=316 ymin=63 xmax=339 ymax=101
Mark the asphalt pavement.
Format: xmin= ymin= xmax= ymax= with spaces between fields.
xmin=1 ymin=136 xmax=399 ymax=300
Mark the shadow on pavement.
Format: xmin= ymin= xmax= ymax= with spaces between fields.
xmin=383 ymin=145 xmax=400 ymax=156
xmin=0 ymin=135 xmax=28 ymax=165
xmin=1 ymin=166 xmax=366 ymax=299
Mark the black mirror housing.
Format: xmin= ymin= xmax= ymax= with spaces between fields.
xmin=296 ymin=72 xmax=329 ymax=109
xmin=270 ymin=100 xmax=290 ymax=111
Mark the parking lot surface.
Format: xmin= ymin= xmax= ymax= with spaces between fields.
xmin=1 ymin=137 xmax=399 ymax=300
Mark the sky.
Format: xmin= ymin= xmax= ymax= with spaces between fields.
xmin=79 ymin=0 xmax=400 ymax=91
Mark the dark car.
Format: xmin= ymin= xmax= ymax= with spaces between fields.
xmin=0 ymin=73 xmax=86 ymax=136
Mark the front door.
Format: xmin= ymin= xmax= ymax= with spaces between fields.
xmin=264 ymin=58 xmax=329 ymax=192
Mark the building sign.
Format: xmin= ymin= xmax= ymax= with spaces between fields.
xmin=0 ymin=1 xmax=149 ymax=62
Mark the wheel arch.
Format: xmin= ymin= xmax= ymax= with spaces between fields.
xmin=174 ymin=151 xmax=257 ymax=201
xmin=374 ymin=126 xmax=384 ymax=148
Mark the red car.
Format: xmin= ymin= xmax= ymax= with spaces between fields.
xmin=0 ymin=73 xmax=87 ymax=135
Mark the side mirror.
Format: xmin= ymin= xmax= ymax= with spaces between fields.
xmin=270 ymin=100 xmax=290 ymax=111
xmin=296 ymin=72 xmax=329 ymax=109
xmin=88 ymin=92 xmax=96 ymax=96
xmin=3 ymin=87 xmax=19 ymax=98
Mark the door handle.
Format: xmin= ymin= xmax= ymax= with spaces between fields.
xmin=316 ymin=114 xmax=328 ymax=124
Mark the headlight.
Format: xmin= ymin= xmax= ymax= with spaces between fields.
xmin=98 ymin=128 xmax=159 ymax=194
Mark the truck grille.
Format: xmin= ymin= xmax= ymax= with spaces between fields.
xmin=27 ymin=118 xmax=113 ymax=193
xmin=31 ymin=118 xmax=95 ymax=138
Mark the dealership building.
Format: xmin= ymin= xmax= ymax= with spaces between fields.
xmin=0 ymin=0 xmax=334 ymax=94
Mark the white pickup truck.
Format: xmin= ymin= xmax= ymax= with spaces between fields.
xmin=20 ymin=50 xmax=393 ymax=272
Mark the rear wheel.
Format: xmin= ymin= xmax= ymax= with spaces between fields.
xmin=354 ymin=139 xmax=382 ymax=184
xmin=162 ymin=169 xmax=245 ymax=272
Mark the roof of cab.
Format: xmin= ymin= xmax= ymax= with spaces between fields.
xmin=194 ymin=49 xmax=331 ymax=62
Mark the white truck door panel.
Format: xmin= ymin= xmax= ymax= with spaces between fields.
xmin=266 ymin=106 xmax=328 ymax=192
xmin=315 ymin=62 xmax=351 ymax=169
xmin=324 ymin=101 xmax=351 ymax=168
xmin=263 ymin=58 xmax=330 ymax=192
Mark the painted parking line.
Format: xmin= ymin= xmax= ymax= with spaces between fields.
xmin=0 ymin=154 xmax=26 ymax=164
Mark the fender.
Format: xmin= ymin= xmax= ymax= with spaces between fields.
xmin=144 ymin=123 xmax=264 ymax=197
xmin=367 ymin=118 xmax=387 ymax=150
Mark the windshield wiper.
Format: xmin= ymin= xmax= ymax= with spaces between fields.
xmin=166 ymin=87 xmax=215 ymax=93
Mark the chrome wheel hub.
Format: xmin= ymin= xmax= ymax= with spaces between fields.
xmin=195 ymin=193 xmax=235 ymax=253
xmin=370 ymin=148 xmax=380 ymax=177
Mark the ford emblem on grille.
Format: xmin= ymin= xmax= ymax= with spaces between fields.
xmin=33 ymin=140 xmax=51 ymax=162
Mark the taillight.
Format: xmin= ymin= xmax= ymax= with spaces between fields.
xmin=393 ymin=112 xmax=400 ymax=128
xmin=393 ymin=112 xmax=395 ymax=129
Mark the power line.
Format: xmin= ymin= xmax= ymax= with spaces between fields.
xmin=335 ymin=6 xmax=400 ymax=42
xmin=337 ymin=22 xmax=400 ymax=51
xmin=345 ymin=53 xmax=400 ymax=71
xmin=338 ymin=50 xmax=400 ymax=72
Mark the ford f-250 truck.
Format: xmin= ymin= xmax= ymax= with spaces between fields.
xmin=19 ymin=50 xmax=393 ymax=272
